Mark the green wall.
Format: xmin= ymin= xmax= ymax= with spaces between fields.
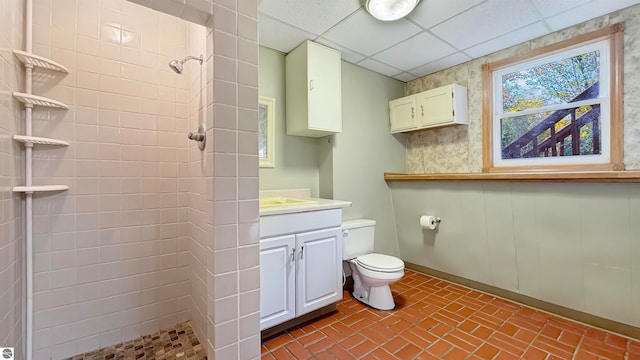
xmin=330 ymin=62 xmax=406 ymax=256
xmin=258 ymin=46 xmax=320 ymax=196
xmin=390 ymin=5 xmax=640 ymax=330
xmin=258 ymin=46 xmax=406 ymax=256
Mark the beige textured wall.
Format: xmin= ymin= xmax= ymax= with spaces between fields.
xmin=29 ymin=1 xmax=202 ymax=358
xmin=405 ymin=4 xmax=640 ymax=173
xmin=0 ymin=0 xmax=25 ymax=358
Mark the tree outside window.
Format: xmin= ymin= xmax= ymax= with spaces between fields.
xmin=482 ymin=24 xmax=624 ymax=172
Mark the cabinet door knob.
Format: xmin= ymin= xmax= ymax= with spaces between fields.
xmin=300 ymin=246 xmax=304 ymax=259
xmin=309 ymin=80 xmax=314 ymax=91
xmin=290 ymin=248 xmax=296 ymax=263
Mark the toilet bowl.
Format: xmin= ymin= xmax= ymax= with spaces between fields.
xmin=342 ymin=220 xmax=405 ymax=310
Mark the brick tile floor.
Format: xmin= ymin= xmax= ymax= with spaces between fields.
xmin=261 ymin=270 xmax=640 ymax=359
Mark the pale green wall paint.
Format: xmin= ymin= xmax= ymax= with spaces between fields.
xmin=259 ymin=45 xmax=406 ymax=256
xmin=390 ymin=181 xmax=640 ymax=327
xmin=389 ymin=6 xmax=640 ymax=328
xmin=317 ymin=136 xmax=333 ymax=199
xmin=258 ymin=46 xmax=320 ymax=196
xmin=331 ymin=62 xmax=406 ymax=256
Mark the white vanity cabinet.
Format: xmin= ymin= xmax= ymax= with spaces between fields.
xmin=260 ymin=208 xmax=343 ymax=331
xmin=259 ymin=234 xmax=296 ymax=330
xmin=295 ymin=227 xmax=342 ymax=316
xmin=389 ymin=84 xmax=468 ymax=133
xmin=285 ymin=40 xmax=342 ymax=137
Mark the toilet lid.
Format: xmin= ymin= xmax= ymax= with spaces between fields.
xmin=356 ymin=253 xmax=404 ymax=273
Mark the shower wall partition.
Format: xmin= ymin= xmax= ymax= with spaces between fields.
xmin=2 ymin=0 xmax=259 ymax=359
xmin=1 ymin=0 xmax=26 ymax=358
xmin=29 ymin=1 xmax=198 ymax=358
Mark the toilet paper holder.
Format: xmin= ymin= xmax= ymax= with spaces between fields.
xmin=420 ymin=215 xmax=441 ymax=230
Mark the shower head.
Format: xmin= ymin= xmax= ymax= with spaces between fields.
xmin=169 ymin=59 xmax=183 ymax=74
xmin=168 ymin=55 xmax=203 ymax=74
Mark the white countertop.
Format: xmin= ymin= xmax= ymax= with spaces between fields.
xmin=259 ymin=198 xmax=352 ymax=216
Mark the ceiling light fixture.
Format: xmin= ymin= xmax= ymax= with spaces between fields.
xmin=365 ymin=0 xmax=420 ymax=21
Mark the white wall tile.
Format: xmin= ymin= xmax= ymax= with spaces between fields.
xmin=26 ymin=1 xmax=213 ymax=358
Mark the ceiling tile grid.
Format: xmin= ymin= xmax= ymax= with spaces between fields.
xmin=320 ymin=10 xmax=423 ymax=56
xmin=258 ymin=0 xmax=640 ymax=82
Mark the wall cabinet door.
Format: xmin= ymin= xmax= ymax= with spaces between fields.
xmin=260 ymin=235 xmax=296 ymax=330
xmin=388 ymin=84 xmax=468 ymax=133
xmin=295 ymin=227 xmax=343 ymax=316
xmin=307 ymin=42 xmax=342 ymax=134
xmin=417 ymin=86 xmax=455 ymax=127
xmin=389 ymin=95 xmax=418 ymax=133
xmin=286 ymin=40 xmax=342 ymax=137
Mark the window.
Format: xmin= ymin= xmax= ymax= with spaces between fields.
xmin=482 ymin=24 xmax=624 ymax=172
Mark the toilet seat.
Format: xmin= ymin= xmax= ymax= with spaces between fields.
xmin=356 ymin=253 xmax=404 ymax=273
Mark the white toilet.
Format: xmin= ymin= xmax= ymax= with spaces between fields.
xmin=342 ymin=219 xmax=405 ymax=310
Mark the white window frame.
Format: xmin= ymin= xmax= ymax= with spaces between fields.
xmin=482 ymin=24 xmax=624 ymax=173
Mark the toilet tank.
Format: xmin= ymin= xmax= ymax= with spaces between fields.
xmin=342 ymin=219 xmax=376 ymax=260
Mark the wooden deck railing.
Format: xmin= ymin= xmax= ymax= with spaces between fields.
xmin=502 ymin=82 xmax=600 ymax=159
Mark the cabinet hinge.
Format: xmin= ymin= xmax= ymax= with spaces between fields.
xmin=451 ymin=91 xmax=454 ymax=98
xmin=452 ymin=109 xmax=455 ymax=117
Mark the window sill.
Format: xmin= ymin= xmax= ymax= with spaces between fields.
xmin=384 ymin=170 xmax=640 ymax=182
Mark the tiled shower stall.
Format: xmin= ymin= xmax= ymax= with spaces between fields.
xmin=0 ymin=0 xmax=260 ymax=359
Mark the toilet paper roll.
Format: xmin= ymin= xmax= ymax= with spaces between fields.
xmin=420 ymin=215 xmax=438 ymax=230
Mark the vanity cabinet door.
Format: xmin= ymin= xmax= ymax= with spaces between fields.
xmin=260 ymin=234 xmax=296 ymax=330
xmin=295 ymin=227 xmax=343 ymax=316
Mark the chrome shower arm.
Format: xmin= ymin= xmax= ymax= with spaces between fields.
xmin=181 ymin=55 xmax=203 ymax=65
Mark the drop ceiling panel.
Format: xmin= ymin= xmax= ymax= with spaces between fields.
xmin=259 ymin=14 xmax=316 ymax=54
xmin=356 ymin=58 xmax=403 ymax=77
xmin=531 ymin=0 xmax=590 ymax=17
xmin=407 ymin=0 xmax=485 ymax=30
xmin=315 ymin=38 xmax=366 ymax=63
xmin=254 ymin=0 xmax=640 ymax=81
xmin=409 ymin=52 xmax=472 ymax=78
xmin=545 ymin=0 xmax=640 ymax=31
xmin=259 ymin=0 xmax=361 ymax=35
xmin=430 ymin=0 xmax=541 ymax=50
xmin=321 ymin=10 xmax=422 ymax=56
xmin=392 ymin=72 xmax=416 ymax=82
xmin=373 ymin=32 xmax=456 ymax=71
xmin=464 ymin=21 xmax=549 ymax=59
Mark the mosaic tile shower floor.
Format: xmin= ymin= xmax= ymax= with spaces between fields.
xmin=66 ymin=322 xmax=206 ymax=360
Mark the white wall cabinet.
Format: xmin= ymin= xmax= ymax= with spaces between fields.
xmin=260 ymin=209 xmax=343 ymax=331
xmin=286 ymin=40 xmax=342 ymax=137
xmin=389 ymin=84 xmax=468 ymax=133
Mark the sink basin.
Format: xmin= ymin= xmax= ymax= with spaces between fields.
xmin=259 ymin=197 xmax=316 ymax=208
